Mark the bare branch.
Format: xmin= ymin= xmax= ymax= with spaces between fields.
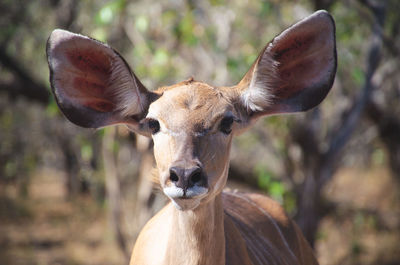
xmin=102 ymin=128 xmax=130 ymax=262
xmin=0 ymin=49 xmax=50 ymax=104
xmin=319 ymin=0 xmax=386 ymax=188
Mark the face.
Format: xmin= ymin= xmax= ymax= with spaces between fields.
xmin=142 ymin=81 xmax=240 ymax=210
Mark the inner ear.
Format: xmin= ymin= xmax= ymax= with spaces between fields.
xmin=59 ymin=45 xmax=117 ymax=111
xmin=237 ymin=10 xmax=337 ymax=116
xmin=47 ymin=29 xmax=155 ymax=128
xmin=268 ymin=13 xmax=336 ymax=111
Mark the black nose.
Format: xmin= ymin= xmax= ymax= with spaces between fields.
xmin=169 ymin=166 xmax=204 ymax=191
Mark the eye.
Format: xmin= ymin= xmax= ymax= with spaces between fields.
xmin=220 ymin=116 xmax=234 ymax=135
xmin=147 ymin=118 xmax=160 ymax=134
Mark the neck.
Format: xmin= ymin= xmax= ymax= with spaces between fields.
xmin=166 ymin=194 xmax=225 ymax=265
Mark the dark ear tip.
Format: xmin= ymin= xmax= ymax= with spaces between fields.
xmin=303 ymin=82 xmax=334 ymax=111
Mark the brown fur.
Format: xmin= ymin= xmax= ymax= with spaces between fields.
xmin=129 ymin=80 xmax=319 ymax=265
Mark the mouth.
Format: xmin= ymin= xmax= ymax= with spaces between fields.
xmin=163 ymin=185 xmax=208 ymax=199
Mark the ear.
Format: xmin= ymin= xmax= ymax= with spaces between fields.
xmin=46 ymin=29 xmax=157 ymax=130
xmin=236 ymin=10 xmax=336 ymax=118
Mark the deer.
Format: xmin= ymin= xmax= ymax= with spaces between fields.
xmin=46 ymin=10 xmax=336 ymax=265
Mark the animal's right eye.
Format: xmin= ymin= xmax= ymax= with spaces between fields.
xmin=148 ymin=119 xmax=160 ymax=134
xmin=142 ymin=118 xmax=160 ymax=134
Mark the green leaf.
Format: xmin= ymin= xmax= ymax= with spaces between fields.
xmin=153 ymin=49 xmax=169 ymax=66
xmin=209 ymin=0 xmax=225 ymax=6
xmin=260 ymin=1 xmax=271 ymax=16
xmin=283 ymin=192 xmax=296 ymax=214
xmin=81 ymin=144 xmax=93 ymax=162
xmin=255 ymin=165 xmax=272 ymax=190
xmin=351 ymin=67 xmax=365 ymax=86
xmin=99 ymin=6 xmax=113 ymax=24
xmin=177 ymin=12 xmax=198 ymax=46
xmin=95 ymin=0 xmax=126 ymax=26
xmin=269 ymin=181 xmax=284 ymax=201
xmin=135 ymin=15 xmax=149 ymax=32
xmin=45 ymin=98 xmax=59 ymax=117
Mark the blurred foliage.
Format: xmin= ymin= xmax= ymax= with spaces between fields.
xmin=0 ymin=0 xmax=397 ymax=210
xmin=255 ymin=164 xmax=297 ymax=214
xmin=1 ymin=0 xmax=400 ymax=264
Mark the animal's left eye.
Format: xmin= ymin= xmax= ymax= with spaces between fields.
xmin=220 ymin=116 xmax=234 ymax=135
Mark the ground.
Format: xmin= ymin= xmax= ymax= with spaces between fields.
xmin=0 ymin=166 xmax=399 ymax=265
xmin=0 ymin=169 xmax=125 ymax=265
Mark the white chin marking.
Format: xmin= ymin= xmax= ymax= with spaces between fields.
xmin=163 ymin=186 xmax=208 ymax=199
xmin=163 ymin=186 xmax=184 ymax=198
xmin=163 ymin=185 xmax=209 ymax=211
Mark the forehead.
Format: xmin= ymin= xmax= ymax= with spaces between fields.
xmin=148 ymin=81 xmax=232 ymax=131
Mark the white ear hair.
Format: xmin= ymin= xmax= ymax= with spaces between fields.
xmin=237 ymin=10 xmax=336 ymax=116
xmin=241 ymin=51 xmax=279 ymax=112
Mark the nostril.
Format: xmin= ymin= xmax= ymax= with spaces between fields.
xmin=190 ymin=169 xmax=202 ymax=184
xmin=169 ymin=170 xmax=179 ymax=182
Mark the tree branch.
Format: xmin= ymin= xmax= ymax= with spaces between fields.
xmin=318 ymin=0 xmax=386 ymax=188
xmin=0 ymin=49 xmax=50 ymax=104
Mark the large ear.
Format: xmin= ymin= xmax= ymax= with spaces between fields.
xmin=236 ymin=10 xmax=336 ymax=118
xmin=46 ymin=29 xmax=157 ymax=129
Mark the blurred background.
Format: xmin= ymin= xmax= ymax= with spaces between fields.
xmin=1 ymin=0 xmax=399 ymax=264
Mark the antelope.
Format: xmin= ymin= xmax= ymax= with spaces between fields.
xmin=47 ymin=10 xmax=336 ymax=265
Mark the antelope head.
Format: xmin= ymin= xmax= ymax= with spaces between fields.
xmin=47 ymin=11 xmax=336 ymax=211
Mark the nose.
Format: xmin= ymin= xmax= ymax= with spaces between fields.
xmin=169 ymin=166 xmax=205 ymax=191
